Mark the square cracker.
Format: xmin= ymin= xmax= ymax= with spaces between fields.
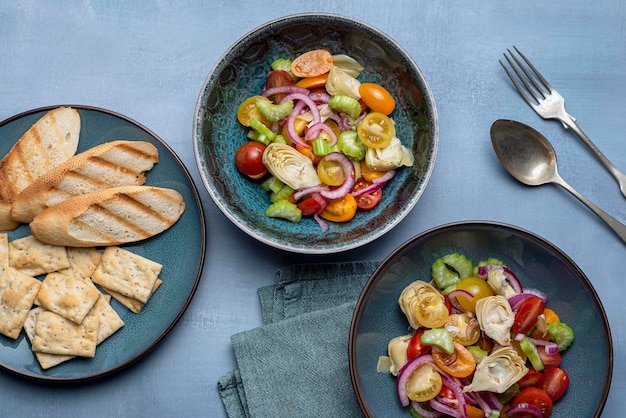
xmin=0 ymin=267 xmax=42 ymax=339
xmin=0 ymin=234 xmax=8 ymax=268
xmin=57 ymin=247 xmax=102 ymax=280
xmin=31 ymin=309 xmax=99 ymax=357
xmin=92 ymin=294 xmax=124 ymax=343
xmin=104 ymin=278 xmax=162 ymax=314
xmin=8 ymin=235 xmax=70 ymax=276
xmin=36 ymin=272 xmax=101 ymax=324
xmin=91 ymin=247 xmax=161 ymax=304
xmin=24 ymin=307 xmax=73 ymax=369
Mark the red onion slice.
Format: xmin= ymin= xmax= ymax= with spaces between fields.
xmin=410 ymin=400 xmax=443 ymax=418
xmin=305 ymin=122 xmax=338 ymax=146
xmin=396 ymin=354 xmax=438 ymax=407
xmin=478 ymin=265 xmax=522 ymax=293
xmin=318 ymin=152 xmax=355 ymax=200
xmin=447 ymin=289 xmax=474 ymax=312
xmin=350 ymin=181 xmax=386 ymax=197
xmin=262 ymin=85 xmax=310 ymax=98
xmin=372 ymin=169 xmax=396 ymax=184
xmin=281 ymin=92 xmax=321 ymax=124
xmin=529 ymin=337 xmax=560 ymax=354
xmin=507 ymin=402 xmax=543 ymax=417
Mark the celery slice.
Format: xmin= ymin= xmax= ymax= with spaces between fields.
xmin=337 ymin=130 xmax=366 ymax=160
xmin=265 ymin=200 xmax=302 ymax=223
xmin=328 ymin=94 xmax=361 ymax=120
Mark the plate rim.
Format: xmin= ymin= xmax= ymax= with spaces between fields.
xmin=0 ymin=104 xmax=206 ymax=382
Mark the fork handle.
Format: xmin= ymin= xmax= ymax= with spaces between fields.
xmin=561 ymin=115 xmax=626 ymax=199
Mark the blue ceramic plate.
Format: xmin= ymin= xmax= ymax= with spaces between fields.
xmin=193 ymin=13 xmax=438 ymax=254
xmin=349 ymin=221 xmax=612 ymax=417
xmin=0 ymin=105 xmax=205 ymax=381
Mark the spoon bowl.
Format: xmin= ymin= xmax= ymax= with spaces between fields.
xmin=490 ymin=119 xmax=626 ymax=244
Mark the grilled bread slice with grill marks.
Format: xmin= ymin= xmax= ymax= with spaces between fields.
xmin=11 ymin=140 xmax=159 ymax=224
xmin=0 ymin=107 xmax=80 ymax=231
xmin=29 ymin=185 xmax=185 ymax=247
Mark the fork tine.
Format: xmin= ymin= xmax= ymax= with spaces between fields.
xmin=499 ymin=56 xmax=539 ymax=108
xmin=505 ymin=49 xmax=547 ymax=101
xmin=512 ymin=46 xmax=555 ymax=92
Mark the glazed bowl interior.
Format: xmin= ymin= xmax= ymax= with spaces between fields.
xmin=349 ymin=221 xmax=612 ymax=417
xmin=193 ymin=13 xmax=438 ymax=253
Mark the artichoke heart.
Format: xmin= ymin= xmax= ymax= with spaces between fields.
xmin=399 ymin=280 xmax=448 ymax=329
xmin=386 ymin=335 xmax=412 ymax=376
xmin=262 ymin=143 xmax=321 ymax=190
xmin=487 ymin=268 xmax=517 ymax=298
xmin=475 ymin=295 xmax=514 ymax=346
xmin=325 ymin=65 xmax=361 ymax=98
xmin=463 ymin=346 xmax=528 ymax=393
xmin=365 ymin=137 xmax=414 ymax=171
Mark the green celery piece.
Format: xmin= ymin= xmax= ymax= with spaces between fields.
xmin=261 ymin=176 xmax=284 ymax=193
xmin=431 ymin=253 xmax=473 ymax=289
xmin=547 ymin=322 xmax=575 ymax=351
xmin=270 ymin=58 xmax=295 ymax=79
xmin=328 ymin=95 xmax=361 ymax=120
xmin=265 ymin=200 xmax=302 ymax=223
xmin=336 ymin=130 xmax=365 ymax=160
xmin=474 ymin=257 xmax=505 ymax=276
xmin=255 ymin=99 xmax=293 ymax=122
xmin=520 ymin=337 xmax=544 ymax=371
xmin=270 ymin=184 xmax=294 ymax=203
xmin=421 ymin=328 xmax=454 ymax=354
xmin=249 ymin=117 xmax=276 ymax=141
xmin=312 ymin=138 xmax=332 ymax=156
xmin=467 ymin=345 xmax=488 ymax=364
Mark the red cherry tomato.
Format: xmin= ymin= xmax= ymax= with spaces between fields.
xmin=359 ymin=82 xmax=396 ymax=115
xmin=512 ymin=296 xmax=545 ymax=334
xmin=539 ymin=367 xmax=570 ymax=401
xmin=538 ymin=349 xmax=562 ymax=368
xmin=234 ymin=142 xmax=267 ymax=179
xmin=296 ymin=196 xmax=325 ymax=216
xmin=510 ymin=387 xmax=553 ymax=418
xmin=265 ymin=70 xmax=294 ymax=103
xmin=406 ymin=329 xmax=429 ymax=360
xmin=351 ymin=179 xmax=382 ymax=210
xmin=517 ymin=368 xmax=542 ymax=389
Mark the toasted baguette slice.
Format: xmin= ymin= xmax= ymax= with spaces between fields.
xmin=30 ymin=186 xmax=185 ymax=247
xmin=0 ymin=107 xmax=80 ymax=231
xmin=11 ymin=140 xmax=159 ymax=224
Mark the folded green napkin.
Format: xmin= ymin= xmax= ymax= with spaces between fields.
xmin=218 ymin=261 xmax=379 ymax=418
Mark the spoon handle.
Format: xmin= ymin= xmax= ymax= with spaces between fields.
xmin=556 ymin=178 xmax=626 ymax=244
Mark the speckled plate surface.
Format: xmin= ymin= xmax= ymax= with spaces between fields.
xmin=350 ymin=221 xmax=612 ymax=417
xmin=193 ymin=13 xmax=438 ymax=254
xmin=0 ymin=105 xmax=205 ymax=381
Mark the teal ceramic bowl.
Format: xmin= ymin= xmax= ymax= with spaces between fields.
xmin=349 ymin=221 xmax=612 ymax=417
xmin=193 ymin=13 xmax=438 ymax=254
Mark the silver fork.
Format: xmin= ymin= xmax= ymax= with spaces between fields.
xmin=500 ymin=46 xmax=626 ymax=199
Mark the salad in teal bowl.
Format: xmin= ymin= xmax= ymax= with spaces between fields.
xmin=349 ymin=221 xmax=612 ymax=417
xmin=193 ymin=13 xmax=437 ymax=253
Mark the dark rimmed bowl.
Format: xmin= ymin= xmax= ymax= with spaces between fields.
xmin=193 ymin=13 xmax=437 ymax=253
xmin=349 ymin=221 xmax=612 ymax=417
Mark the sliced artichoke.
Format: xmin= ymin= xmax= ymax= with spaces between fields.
xmin=325 ymin=66 xmax=361 ymax=99
xmin=386 ymin=334 xmax=412 ymax=376
xmin=262 ymin=143 xmax=321 ymax=190
xmin=365 ymin=137 xmax=414 ymax=171
xmin=399 ymin=280 xmax=449 ymax=329
xmin=463 ymin=346 xmax=528 ymax=393
xmin=331 ymin=54 xmax=364 ymax=78
xmin=475 ymin=295 xmax=515 ymax=346
xmin=487 ymin=268 xmax=517 ymax=298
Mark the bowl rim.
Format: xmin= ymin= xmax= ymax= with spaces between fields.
xmin=192 ymin=12 xmax=439 ymax=254
xmin=349 ymin=220 xmax=613 ymax=417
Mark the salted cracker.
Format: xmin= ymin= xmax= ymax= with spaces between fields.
xmin=103 ymin=278 xmax=162 ymax=314
xmin=57 ymin=247 xmax=102 ymax=280
xmin=31 ymin=310 xmax=99 ymax=357
xmin=92 ymin=294 xmax=124 ymax=344
xmin=8 ymin=235 xmax=70 ymax=276
xmin=0 ymin=234 xmax=8 ymax=268
xmin=36 ymin=272 xmax=101 ymax=324
xmin=91 ymin=246 xmax=161 ymax=304
xmin=24 ymin=307 xmax=73 ymax=369
xmin=0 ymin=267 xmax=42 ymax=339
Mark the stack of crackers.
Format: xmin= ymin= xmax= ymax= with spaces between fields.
xmin=0 ymin=233 xmax=162 ymax=369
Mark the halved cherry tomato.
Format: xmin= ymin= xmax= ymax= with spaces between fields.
xmin=454 ymin=277 xmax=494 ymax=312
xmin=466 ymin=405 xmax=485 ymax=418
xmin=351 ymin=179 xmax=382 ymax=210
xmin=538 ymin=349 xmax=562 ymax=368
xmin=431 ymin=342 xmax=476 ymax=378
xmin=409 ymin=283 xmax=449 ymax=328
xmin=517 ymin=368 xmax=542 ymax=389
xmin=539 ymin=367 xmax=569 ymax=401
xmin=317 ymin=156 xmax=345 ymax=186
xmin=510 ymin=387 xmax=553 ymax=418
xmin=406 ymin=330 xmax=429 ymax=360
xmin=359 ymin=82 xmax=396 ymax=115
xmin=291 ymin=49 xmax=333 ymax=78
xmin=234 ymin=142 xmax=267 ymax=179
xmin=406 ymin=363 xmax=442 ymax=402
xmin=357 ymin=112 xmax=395 ymax=149
xmin=360 ymin=160 xmax=387 ymax=183
xmin=295 ymin=73 xmax=329 ymax=89
xmin=297 ymin=196 xmax=325 ymax=216
xmin=512 ymin=296 xmax=545 ymax=335
xmin=265 ymin=70 xmax=294 ymax=103
xmin=237 ymin=95 xmax=271 ymax=127
xmin=543 ymin=308 xmax=560 ymax=324
xmin=320 ymin=193 xmax=357 ymax=222
xmin=295 ymin=144 xmax=321 ymax=165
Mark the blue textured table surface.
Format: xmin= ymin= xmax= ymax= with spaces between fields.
xmin=1 ymin=1 xmax=624 ymax=417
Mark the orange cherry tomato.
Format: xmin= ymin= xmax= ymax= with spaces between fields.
xmin=320 ymin=193 xmax=357 ymax=222
xmin=237 ymin=95 xmax=271 ymax=127
xmin=295 ymin=73 xmax=329 ymax=89
xmin=431 ymin=342 xmax=476 ymax=378
xmin=291 ymin=49 xmax=333 ymax=78
xmin=359 ymin=82 xmax=396 ymax=115
xmin=466 ymin=405 xmax=485 ymax=418
xmin=543 ymin=308 xmax=560 ymax=324
xmin=295 ymin=144 xmax=321 ymax=165
xmin=359 ymin=160 xmax=387 ymax=183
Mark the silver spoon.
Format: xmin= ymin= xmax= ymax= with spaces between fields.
xmin=490 ymin=119 xmax=626 ymax=244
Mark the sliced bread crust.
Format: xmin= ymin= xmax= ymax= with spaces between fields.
xmin=0 ymin=107 xmax=80 ymax=230
xmin=29 ymin=186 xmax=185 ymax=247
xmin=11 ymin=140 xmax=159 ymax=224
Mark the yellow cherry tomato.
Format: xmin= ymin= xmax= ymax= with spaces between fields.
xmin=543 ymin=308 xmax=560 ymax=324
xmin=237 ymin=95 xmax=271 ymax=127
xmin=359 ymin=82 xmax=396 ymax=115
xmin=317 ymin=157 xmax=345 ymax=186
xmin=406 ymin=363 xmax=442 ymax=402
xmin=320 ymin=194 xmax=357 ymax=222
xmin=357 ymin=112 xmax=395 ymax=149
xmin=454 ymin=277 xmax=495 ymax=312
xmin=359 ymin=160 xmax=388 ymax=182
